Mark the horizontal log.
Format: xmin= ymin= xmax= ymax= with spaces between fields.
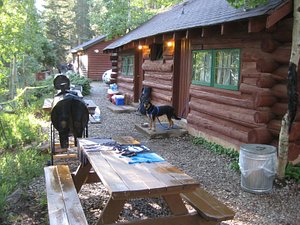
xmin=187 ymin=123 xmax=243 ymax=150
xmin=151 ymin=92 xmax=172 ymax=102
xmin=142 ymin=80 xmax=172 ymax=91
xmin=189 ymin=98 xmax=272 ymax=124
xmin=242 ymin=72 xmax=271 ymax=78
xmin=249 ymin=127 xmax=272 ymax=144
xmin=240 ymin=83 xmax=271 ymax=95
xmin=144 ymin=71 xmax=173 ymax=81
xmin=271 ymin=84 xmax=288 ymax=99
xmin=242 ymin=77 xmax=257 ymax=86
xmin=269 ymin=116 xmax=300 ymax=145
xmin=118 ymin=76 xmax=134 ymax=83
xmin=117 ymin=82 xmax=134 ymax=91
xmin=144 ymin=76 xmax=173 ymax=87
xmin=187 ymin=111 xmax=251 ymax=143
xmin=256 ymin=76 xmax=276 ymax=88
xmin=289 ymin=122 xmax=300 ymax=142
xmin=271 ymin=102 xmax=288 ymax=117
xmin=272 ymin=65 xmax=288 ymax=80
xmin=261 ymin=38 xmax=280 ymax=53
xmin=189 ymin=89 xmax=254 ymax=109
xmin=190 ymin=84 xmax=242 ymax=97
xmin=272 ymin=43 xmax=291 ymax=64
xmin=256 ymin=57 xmax=279 ymax=72
xmin=267 ymin=119 xmax=281 ymax=136
xmin=187 ymin=112 xmax=271 ymax=143
xmin=254 ymin=92 xmax=277 ymax=107
xmin=241 ymin=62 xmax=258 ymax=73
xmin=242 ymin=76 xmax=275 ymax=88
xmin=288 ymin=142 xmax=300 ymax=161
xmin=142 ymin=60 xmax=173 ymax=72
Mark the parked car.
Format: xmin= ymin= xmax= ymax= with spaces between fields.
xmin=102 ymin=69 xmax=112 ymax=84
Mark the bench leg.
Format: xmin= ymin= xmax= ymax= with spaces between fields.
xmin=73 ymin=163 xmax=92 ymax=192
xmin=163 ymin=194 xmax=188 ymax=215
xmin=97 ymin=196 xmax=126 ymax=225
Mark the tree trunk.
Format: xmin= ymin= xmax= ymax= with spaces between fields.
xmin=277 ymin=113 xmax=289 ymax=178
xmin=277 ymin=0 xmax=300 ymax=180
xmin=10 ymin=55 xmax=17 ymax=99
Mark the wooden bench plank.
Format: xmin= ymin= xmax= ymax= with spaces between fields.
xmin=181 ymin=187 xmax=235 ymax=222
xmin=44 ymin=165 xmax=88 ymax=225
xmin=44 ymin=166 xmax=69 ymax=225
xmin=104 ymin=212 xmax=218 ymax=225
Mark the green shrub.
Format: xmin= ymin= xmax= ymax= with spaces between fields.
xmin=0 ymin=148 xmax=47 ymax=216
xmin=192 ymin=137 xmax=240 ymax=171
xmin=68 ymin=73 xmax=91 ymax=96
xmin=285 ymin=163 xmax=300 ymax=183
xmin=0 ymin=110 xmax=46 ymax=150
xmin=34 ymin=73 xmax=91 ymax=96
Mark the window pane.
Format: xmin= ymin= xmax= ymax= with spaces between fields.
xmin=214 ymin=50 xmax=239 ymax=86
xmin=121 ymin=57 xmax=128 ymax=75
xmin=192 ymin=51 xmax=212 ymax=84
xmin=128 ymin=56 xmax=134 ymax=76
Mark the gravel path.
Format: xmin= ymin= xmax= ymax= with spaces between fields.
xmin=4 ymin=81 xmax=300 ymax=225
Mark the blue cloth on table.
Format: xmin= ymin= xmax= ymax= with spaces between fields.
xmin=128 ymin=152 xmax=165 ymax=164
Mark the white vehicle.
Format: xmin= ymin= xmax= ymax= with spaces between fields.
xmin=102 ymin=69 xmax=112 ymax=84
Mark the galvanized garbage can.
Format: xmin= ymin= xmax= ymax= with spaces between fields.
xmin=239 ymin=144 xmax=277 ymax=194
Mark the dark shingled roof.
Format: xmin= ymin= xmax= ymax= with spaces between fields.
xmin=71 ymin=35 xmax=107 ymax=53
xmin=104 ymin=0 xmax=284 ymax=50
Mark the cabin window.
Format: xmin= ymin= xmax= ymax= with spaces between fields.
xmin=121 ymin=55 xmax=134 ymax=76
xmin=192 ymin=49 xmax=240 ymax=90
xmin=150 ymin=43 xmax=163 ymax=61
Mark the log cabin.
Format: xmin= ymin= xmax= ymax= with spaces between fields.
xmin=71 ymin=35 xmax=114 ymax=81
xmin=103 ymin=0 xmax=300 ymax=162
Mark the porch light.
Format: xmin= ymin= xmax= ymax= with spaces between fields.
xmin=94 ymin=49 xmax=100 ymax=53
xmin=167 ymin=41 xmax=174 ymax=47
xmin=138 ymin=45 xmax=143 ymax=50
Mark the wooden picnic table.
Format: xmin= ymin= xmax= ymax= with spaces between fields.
xmin=72 ymin=138 xmax=203 ymax=225
xmin=42 ymin=98 xmax=97 ymax=115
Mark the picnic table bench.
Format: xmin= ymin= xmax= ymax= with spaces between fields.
xmin=44 ymin=165 xmax=88 ymax=225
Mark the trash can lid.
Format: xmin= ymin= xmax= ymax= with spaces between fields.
xmin=240 ymin=144 xmax=276 ymax=155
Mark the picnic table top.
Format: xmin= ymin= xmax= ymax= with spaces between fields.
xmin=42 ymin=98 xmax=97 ymax=114
xmin=77 ymin=138 xmax=200 ymax=200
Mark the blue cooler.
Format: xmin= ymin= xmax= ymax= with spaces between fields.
xmin=115 ymin=95 xmax=125 ymax=105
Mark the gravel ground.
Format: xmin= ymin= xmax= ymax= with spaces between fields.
xmin=4 ymin=81 xmax=300 ymax=225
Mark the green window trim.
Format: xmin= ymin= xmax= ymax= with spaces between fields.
xmin=121 ymin=55 xmax=134 ymax=76
xmin=192 ymin=49 xmax=240 ymax=91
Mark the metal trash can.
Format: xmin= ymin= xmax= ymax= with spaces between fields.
xmin=239 ymin=144 xmax=277 ymax=193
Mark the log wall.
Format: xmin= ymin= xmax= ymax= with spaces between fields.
xmin=187 ymin=18 xmax=300 ymax=161
xmin=141 ymin=52 xmax=174 ymax=105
